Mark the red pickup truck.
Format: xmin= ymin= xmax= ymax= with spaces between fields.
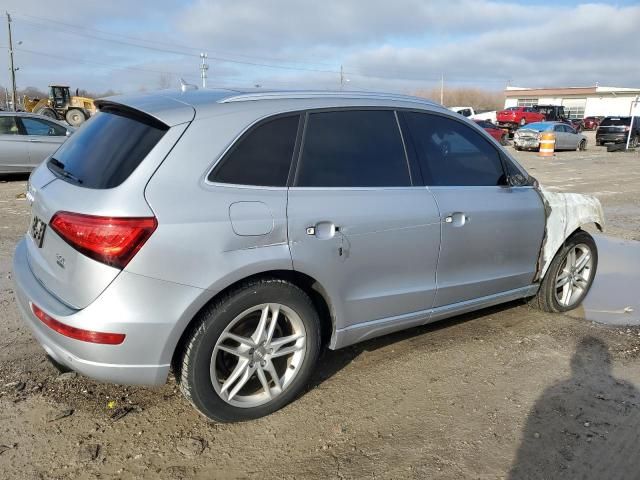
xmin=496 ymin=107 xmax=545 ymax=130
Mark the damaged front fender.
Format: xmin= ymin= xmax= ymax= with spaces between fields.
xmin=535 ymin=188 xmax=605 ymax=281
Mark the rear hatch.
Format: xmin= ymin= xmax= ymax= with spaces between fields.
xmin=25 ymin=102 xmax=191 ymax=309
xmin=497 ymin=109 xmax=517 ymax=122
xmin=598 ymin=117 xmax=630 ymax=134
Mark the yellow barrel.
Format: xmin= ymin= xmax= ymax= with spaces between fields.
xmin=538 ymin=132 xmax=556 ymax=157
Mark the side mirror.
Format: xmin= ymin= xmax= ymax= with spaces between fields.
xmin=507 ymin=173 xmax=528 ymax=187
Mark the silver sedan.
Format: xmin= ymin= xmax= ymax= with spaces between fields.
xmin=0 ymin=112 xmax=73 ymax=173
xmin=514 ymin=121 xmax=587 ymax=151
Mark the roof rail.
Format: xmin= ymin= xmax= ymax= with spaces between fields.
xmin=218 ymin=90 xmax=440 ymax=107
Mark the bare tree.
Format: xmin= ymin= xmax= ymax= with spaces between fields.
xmin=415 ymin=87 xmax=504 ymax=111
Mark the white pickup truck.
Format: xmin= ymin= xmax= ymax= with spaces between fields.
xmin=449 ymin=106 xmax=497 ymax=123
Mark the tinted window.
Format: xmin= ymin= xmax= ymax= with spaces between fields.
xmin=403 ymin=112 xmax=506 ymax=187
xmin=600 ymin=117 xmax=631 ymax=127
xmin=296 ymin=110 xmax=410 ymax=187
xmin=21 ymin=117 xmax=67 ymax=136
xmin=210 ymin=115 xmax=299 ymax=187
xmin=553 ymin=125 xmax=563 ymax=132
xmin=0 ymin=116 xmax=19 ymax=135
xmin=50 ymin=110 xmax=167 ymax=189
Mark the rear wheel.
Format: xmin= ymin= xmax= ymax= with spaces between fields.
xmin=531 ymin=231 xmax=597 ymax=313
xmin=630 ymin=136 xmax=639 ymax=149
xmin=500 ymin=134 xmax=508 ymax=146
xmin=65 ymin=109 xmax=86 ymax=127
xmin=177 ymin=279 xmax=321 ymax=422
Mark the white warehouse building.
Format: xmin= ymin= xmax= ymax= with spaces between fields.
xmin=504 ymin=86 xmax=640 ymax=119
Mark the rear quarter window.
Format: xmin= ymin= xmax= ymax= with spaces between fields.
xmin=49 ymin=109 xmax=167 ymax=189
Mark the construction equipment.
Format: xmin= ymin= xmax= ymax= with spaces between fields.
xmin=23 ymin=85 xmax=96 ymax=127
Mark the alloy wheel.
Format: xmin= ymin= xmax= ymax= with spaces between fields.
xmin=554 ymin=243 xmax=594 ymax=307
xmin=210 ymin=303 xmax=307 ymax=408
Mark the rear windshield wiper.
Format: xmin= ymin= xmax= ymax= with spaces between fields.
xmin=48 ymin=158 xmax=83 ymax=184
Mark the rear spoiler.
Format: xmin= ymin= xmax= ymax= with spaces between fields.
xmin=94 ymin=100 xmax=169 ymax=131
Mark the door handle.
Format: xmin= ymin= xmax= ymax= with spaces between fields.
xmin=28 ymin=138 xmax=41 ymax=142
xmin=306 ymin=222 xmax=340 ymax=239
xmin=444 ymin=212 xmax=469 ymax=227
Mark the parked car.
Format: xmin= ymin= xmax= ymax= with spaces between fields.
xmin=532 ymin=105 xmax=568 ymax=122
xmin=583 ymin=116 xmax=602 ymax=130
xmin=496 ymin=107 xmax=545 ymax=132
xmin=570 ymin=118 xmax=584 ymax=132
xmin=514 ymin=121 xmax=587 ymax=151
xmin=474 ymin=119 xmax=508 ymax=145
xmin=13 ymin=89 xmax=604 ymax=422
xmin=595 ymin=116 xmax=640 ymax=147
xmin=0 ymin=112 xmax=73 ymax=173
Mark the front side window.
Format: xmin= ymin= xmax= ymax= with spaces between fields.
xmin=403 ymin=112 xmax=506 ymax=187
xmin=21 ymin=117 xmax=67 ymax=136
xmin=209 ymin=115 xmax=299 ymax=187
xmin=295 ymin=110 xmax=410 ymax=188
xmin=0 ymin=116 xmax=19 ymax=135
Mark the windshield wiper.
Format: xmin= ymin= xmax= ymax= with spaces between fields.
xmin=48 ymin=158 xmax=83 ymax=184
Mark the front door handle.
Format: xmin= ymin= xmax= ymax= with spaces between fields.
xmin=28 ymin=138 xmax=42 ymax=142
xmin=306 ymin=222 xmax=340 ymax=239
xmin=444 ymin=212 xmax=469 ymax=227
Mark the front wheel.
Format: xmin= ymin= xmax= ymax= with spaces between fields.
xmin=177 ymin=279 xmax=321 ymax=422
xmin=630 ymin=136 xmax=639 ymax=149
xmin=500 ymin=134 xmax=508 ymax=146
xmin=65 ymin=109 xmax=87 ymax=127
xmin=577 ymin=139 xmax=587 ymax=151
xmin=531 ymin=231 xmax=597 ymax=313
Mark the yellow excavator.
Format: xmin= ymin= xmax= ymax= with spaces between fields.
xmin=23 ymin=85 xmax=97 ymax=127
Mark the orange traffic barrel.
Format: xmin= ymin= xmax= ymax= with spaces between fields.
xmin=538 ymin=132 xmax=555 ymax=157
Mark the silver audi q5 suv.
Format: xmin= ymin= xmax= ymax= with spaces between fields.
xmin=13 ymin=89 xmax=604 ymax=421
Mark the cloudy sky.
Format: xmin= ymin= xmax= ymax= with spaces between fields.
xmin=1 ymin=0 xmax=639 ymax=95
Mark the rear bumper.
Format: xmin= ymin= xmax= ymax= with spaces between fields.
xmin=596 ymin=133 xmax=627 ymax=143
xmin=514 ymin=138 xmax=540 ymax=149
xmin=12 ymin=238 xmax=205 ymax=385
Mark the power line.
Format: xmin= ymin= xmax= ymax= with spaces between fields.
xmin=12 ymin=12 xmax=338 ymax=68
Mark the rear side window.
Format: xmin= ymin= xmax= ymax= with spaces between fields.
xmin=403 ymin=112 xmax=506 ymax=187
xmin=50 ymin=110 xmax=167 ymax=189
xmin=21 ymin=117 xmax=67 ymax=136
xmin=295 ymin=110 xmax=410 ymax=187
xmin=209 ymin=115 xmax=299 ymax=187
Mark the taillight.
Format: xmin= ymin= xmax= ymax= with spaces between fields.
xmin=31 ymin=303 xmax=125 ymax=345
xmin=50 ymin=212 xmax=157 ymax=269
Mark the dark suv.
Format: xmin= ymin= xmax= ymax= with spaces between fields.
xmin=596 ymin=116 xmax=640 ymax=147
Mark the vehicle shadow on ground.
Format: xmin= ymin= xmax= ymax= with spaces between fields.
xmin=0 ymin=173 xmax=30 ymax=182
xmin=508 ymin=336 xmax=640 ymax=479
xmin=308 ymin=300 xmax=522 ymax=390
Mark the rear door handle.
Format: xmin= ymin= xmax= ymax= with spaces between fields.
xmin=444 ymin=212 xmax=469 ymax=227
xmin=28 ymin=138 xmax=41 ymax=142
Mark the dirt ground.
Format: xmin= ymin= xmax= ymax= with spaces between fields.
xmin=1 ymin=133 xmax=640 ymax=479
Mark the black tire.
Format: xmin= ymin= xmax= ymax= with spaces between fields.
xmin=500 ymin=134 xmax=508 ymax=146
xmin=177 ymin=279 xmax=321 ymax=422
xmin=530 ymin=231 xmax=598 ymax=313
xmin=577 ymin=139 xmax=587 ymax=151
xmin=514 ymin=145 xmax=522 ymax=151
xmin=631 ymin=136 xmax=639 ymax=149
xmin=35 ymin=108 xmax=57 ymax=119
xmin=65 ymin=108 xmax=86 ymax=127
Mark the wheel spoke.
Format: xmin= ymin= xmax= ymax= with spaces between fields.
xmin=265 ymin=305 xmax=280 ymax=344
xmin=575 ymin=252 xmax=591 ymax=271
xmin=222 ymin=332 xmax=254 ymax=349
xmin=256 ymin=367 xmax=272 ymax=400
xmin=270 ymin=332 xmax=304 ymax=350
xmin=556 ymin=271 xmax=570 ymax=288
xmin=566 ymin=249 xmax=576 ymax=268
xmin=561 ymin=281 xmax=573 ymax=305
xmin=263 ymin=360 xmax=282 ymax=391
xmin=220 ymin=358 xmax=249 ymax=394
xmin=217 ymin=343 xmax=251 ymax=359
xmin=271 ymin=342 xmax=305 ymax=358
xmin=227 ymin=363 xmax=256 ymax=401
xmin=252 ymin=305 xmax=271 ymax=343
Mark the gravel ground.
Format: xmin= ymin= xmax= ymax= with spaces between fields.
xmin=1 ymin=135 xmax=640 ymax=479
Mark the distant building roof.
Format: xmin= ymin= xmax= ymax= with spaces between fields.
xmin=504 ymin=86 xmax=640 ymax=97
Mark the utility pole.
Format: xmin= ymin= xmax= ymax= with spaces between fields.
xmin=200 ymin=52 xmax=209 ymax=89
xmin=6 ymin=11 xmax=18 ymax=111
xmin=340 ymin=65 xmax=344 ymax=90
xmin=440 ymin=73 xmax=444 ymax=105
